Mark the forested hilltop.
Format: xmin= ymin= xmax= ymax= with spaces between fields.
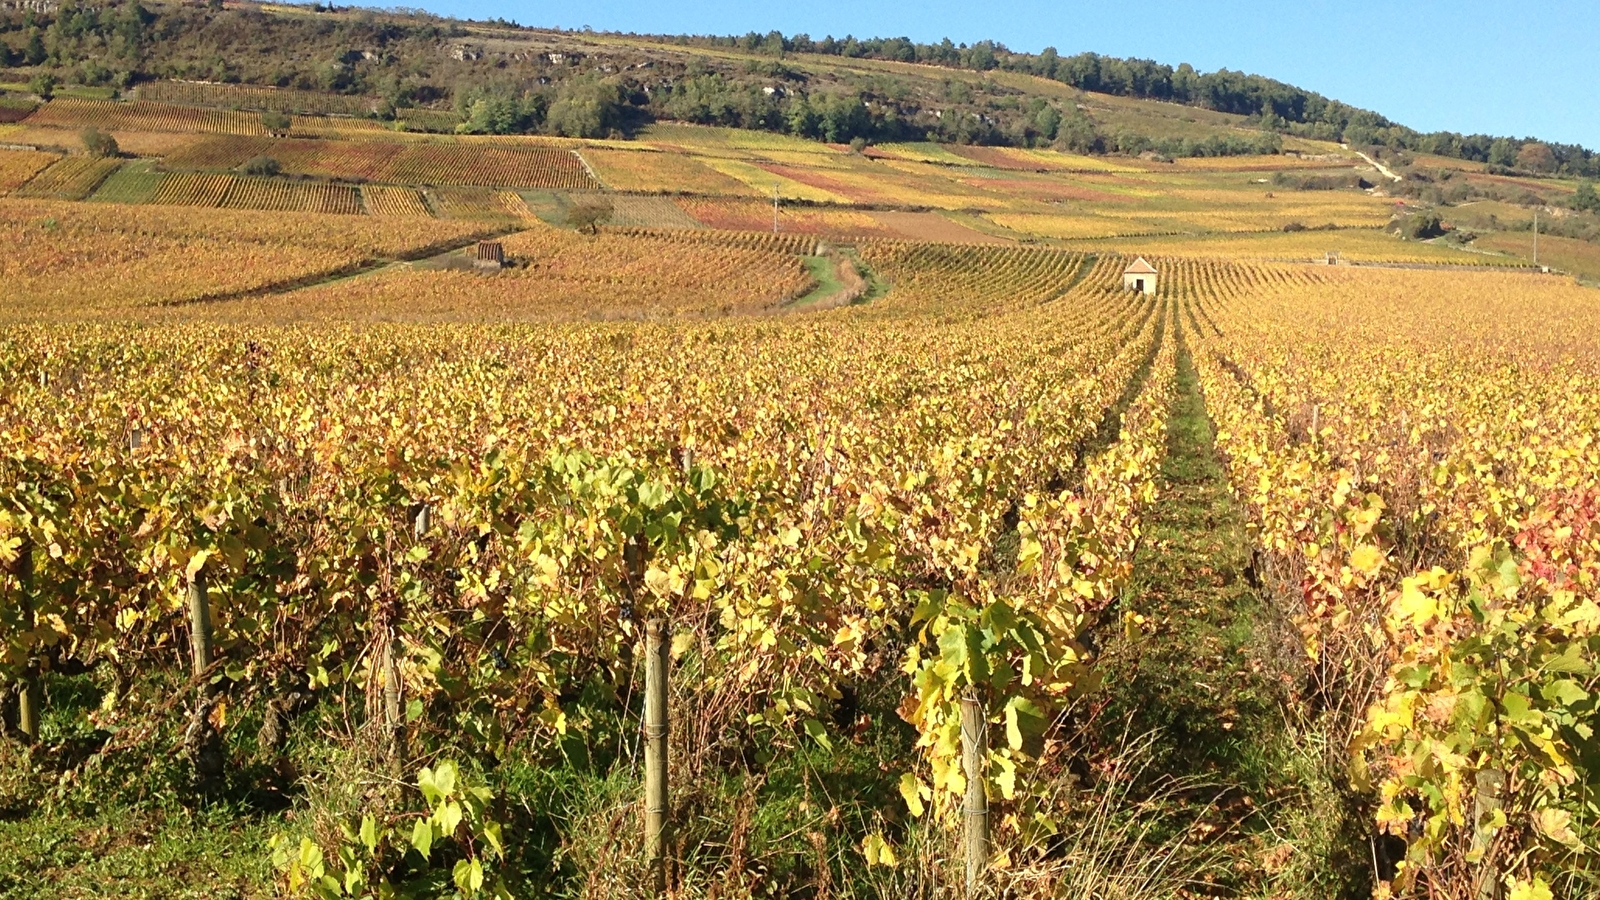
xmin=0 ymin=0 xmax=1595 ymax=172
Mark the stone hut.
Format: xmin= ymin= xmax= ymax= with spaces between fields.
xmin=1122 ymin=257 xmax=1157 ymax=295
xmin=474 ymin=241 xmax=505 ymax=271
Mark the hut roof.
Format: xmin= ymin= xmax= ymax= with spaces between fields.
xmin=1124 ymin=257 xmax=1157 ymax=274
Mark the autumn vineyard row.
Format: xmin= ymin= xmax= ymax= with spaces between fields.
xmin=1 ymin=251 xmax=1596 ymax=896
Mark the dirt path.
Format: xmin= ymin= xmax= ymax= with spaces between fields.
xmin=1348 ymin=146 xmax=1402 ymax=183
xmin=1093 ymin=322 xmax=1370 ymax=899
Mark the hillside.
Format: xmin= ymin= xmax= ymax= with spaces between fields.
xmin=2 ymin=0 xmax=1597 ymax=170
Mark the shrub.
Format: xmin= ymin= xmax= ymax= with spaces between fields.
xmin=261 ymin=111 xmax=292 ymax=137
xmin=81 ymin=127 xmax=120 ymax=158
xmin=27 ymin=72 xmax=58 ymax=100
xmin=566 ymin=202 xmax=612 ymax=234
xmin=1397 ymin=211 xmax=1445 ymax=240
xmin=1573 ymin=181 xmax=1600 ymax=214
xmin=242 ymin=156 xmax=282 ymax=177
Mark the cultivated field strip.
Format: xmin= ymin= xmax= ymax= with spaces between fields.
xmin=0 ymin=149 xmax=60 ymax=194
xmin=135 ymin=80 xmax=379 ymax=116
xmin=1181 ymin=266 xmax=1600 ymax=896
xmin=13 ymin=157 xmax=126 ymax=200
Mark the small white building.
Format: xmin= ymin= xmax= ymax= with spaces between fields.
xmin=1123 ymin=257 xmax=1158 ymax=295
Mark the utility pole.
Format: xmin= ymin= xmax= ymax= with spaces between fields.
xmin=1533 ymin=207 xmax=1539 ymax=266
xmin=772 ymin=183 xmax=780 ymax=234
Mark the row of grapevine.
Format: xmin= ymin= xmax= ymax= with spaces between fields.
xmin=12 ymin=156 xmax=126 ymax=200
xmin=0 ymin=241 xmax=1181 ymax=893
xmin=0 ymin=198 xmax=483 ymax=315
xmin=135 ymin=81 xmax=379 ymax=117
xmin=384 ymin=145 xmax=598 ymax=190
xmin=1183 ymin=265 xmax=1600 ymax=898
xmin=0 ymin=149 xmax=59 ymax=194
xmin=24 ymin=98 xmax=271 ymax=135
xmin=361 ymin=184 xmax=432 ymax=217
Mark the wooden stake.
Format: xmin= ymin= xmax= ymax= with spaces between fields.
xmin=13 ymin=540 xmax=38 ymax=743
xmin=188 ymin=570 xmax=213 ymax=678
xmin=383 ymin=631 xmax=406 ymax=769
xmin=961 ymin=694 xmax=988 ymax=897
xmin=1472 ymin=768 xmax=1505 ymax=900
xmin=643 ymin=618 xmax=669 ymax=896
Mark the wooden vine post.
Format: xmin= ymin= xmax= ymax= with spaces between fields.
xmin=1471 ymin=768 xmax=1506 ymax=900
xmin=188 ymin=568 xmax=213 ymax=680
xmin=12 ymin=539 xmax=38 ymax=742
xmin=643 ymin=617 xmax=670 ymax=896
xmin=961 ymin=693 xmax=989 ymax=897
xmin=383 ymin=503 xmax=432 ymax=772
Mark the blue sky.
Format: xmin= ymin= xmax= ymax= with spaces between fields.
xmin=411 ymin=0 xmax=1598 ymax=149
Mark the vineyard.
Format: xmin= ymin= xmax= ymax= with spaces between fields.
xmin=217 ymin=225 xmax=818 ymax=322
xmin=1183 ymin=266 xmax=1600 ymax=900
xmin=0 ymin=149 xmax=58 ymax=194
xmin=23 ymin=98 xmax=271 ymax=136
xmin=0 ymin=40 xmax=1597 ymax=897
xmin=0 ymin=213 xmax=1596 ymax=900
xmin=135 ymin=81 xmax=379 ymax=117
xmin=0 ymin=199 xmax=485 ymax=317
xmin=11 ymin=156 xmax=125 ymax=200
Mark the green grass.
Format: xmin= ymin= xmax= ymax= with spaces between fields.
xmin=0 ymin=808 xmax=281 ymax=900
xmin=789 ymin=254 xmax=843 ymax=306
xmin=1094 ymin=326 xmax=1371 ymax=899
xmin=87 ymin=160 xmax=166 ymax=205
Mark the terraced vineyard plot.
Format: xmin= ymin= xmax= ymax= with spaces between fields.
xmin=160 ymin=134 xmax=277 ymax=169
xmin=382 ymin=145 xmax=598 ymax=189
xmin=218 ymin=225 xmax=816 ymax=321
xmin=149 ymin=171 xmax=235 ymax=207
xmin=136 ymin=81 xmax=378 ymax=116
xmin=601 ymin=226 xmax=819 ymax=256
xmin=577 ymin=147 xmax=754 ymax=194
xmin=675 ymin=196 xmax=899 ymax=237
xmin=24 ymin=98 xmax=268 ymax=136
xmin=986 ymin=211 xmax=1167 ymax=240
xmin=362 ymin=184 xmax=433 ymax=217
xmin=12 ymin=156 xmax=123 ymax=200
xmin=165 ymin=135 xmax=405 ymax=181
xmin=222 ymin=177 xmax=363 ymax=215
xmin=86 ymin=159 xmax=166 ymax=204
xmin=565 ymin=193 xmax=701 ymax=229
xmin=426 ymin=186 xmax=532 ymax=220
xmin=0 ymin=149 xmax=58 ymax=194
xmin=0 ymin=198 xmax=482 ymax=316
xmin=0 ymin=124 xmax=201 ymax=157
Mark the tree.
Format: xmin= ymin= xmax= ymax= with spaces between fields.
xmin=1573 ymin=181 xmax=1600 ymax=214
xmin=1399 ymin=210 xmax=1445 ymax=240
xmin=1488 ymin=138 xmax=1519 ymax=168
xmin=566 ymin=201 xmax=612 ymax=235
xmin=1515 ymin=141 xmax=1557 ymax=174
xmin=81 ymin=127 xmax=119 ymax=158
xmin=545 ymin=76 xmax=622 ymax=139
xmin=262 ymin=111 xmax=292 ymax=137
xmin=28 ymin=72 xmax=57 ymax=100
xmin=242 ymin=155 xmax=281 ymax=176
xmin=1033 ymin=105 xmax=1062 ymax=142
xmin=23 ymin=28 xmax=47 ymax=67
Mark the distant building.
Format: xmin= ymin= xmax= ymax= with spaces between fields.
xmin=474 ymin=241 xmax=505 ymax=271
xmin=1123 ymin=257 xmax=1157 ymax=295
